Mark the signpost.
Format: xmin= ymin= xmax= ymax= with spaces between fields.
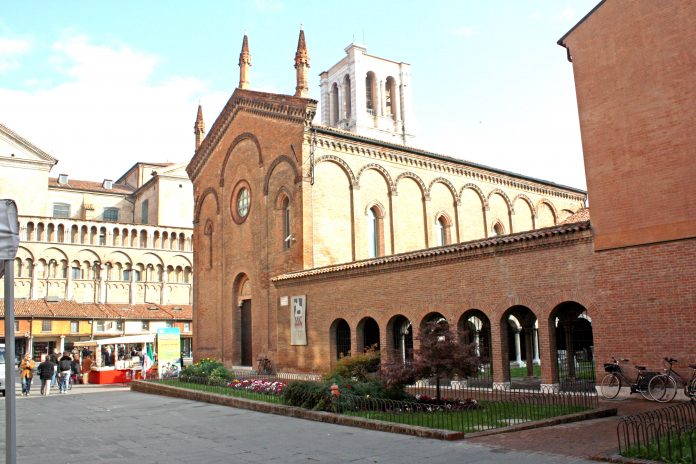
xmin=1 ymin=199 xmax=19 ymax=464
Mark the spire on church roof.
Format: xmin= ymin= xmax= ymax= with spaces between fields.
xmin=294 ymin=27 xmax=310 ymax=98
xmin=194 ymin=104 xmax=205 ymax=151
xmin=239 ymin=33 xmax=251 ymax=89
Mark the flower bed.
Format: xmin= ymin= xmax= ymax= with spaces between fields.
xmin=413 ymin=394 xmax=479 ymax=411
xmin=228 ymin=378 xmax=286 ymax=395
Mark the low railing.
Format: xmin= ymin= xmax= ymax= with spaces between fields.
xmin=146 ymin=372 xmax=598 ymax=435
xmin=618 ymin=400 xmax=696 ymax=463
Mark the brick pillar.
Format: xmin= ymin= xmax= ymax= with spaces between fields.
xmin=539 ymin=317 xmax=559 ymax=387
xmin=524 ymin=326 xmax=535 ymax=377
xmin=490 ymin=321 xmax=509 ymax=389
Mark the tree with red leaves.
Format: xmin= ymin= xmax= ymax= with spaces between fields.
xmin=381 ymin=320 xmax=481 ymax=400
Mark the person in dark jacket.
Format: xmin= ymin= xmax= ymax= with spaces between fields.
xmin=70 ymin=356 xmax=81 ymax=385
xmin=57 ymin=352 xmax=72 ymax=394
xmin=38 ymin=356 xmax=56 ymax=396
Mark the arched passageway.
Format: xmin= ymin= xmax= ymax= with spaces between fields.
xmin=550 ymin=301 xmax=595 ymax=391
xmin=330 ymin=319 xmax=351 ymax=361
xmin=387 ymin=315 xmax=413 ymax=363
xmin=459 ymin=310 xmax=492 ymax=387
xmin=357 ymin=317 xmax=380 ymax=352
xmin=501 ymin=306 xmax=539 ymax=388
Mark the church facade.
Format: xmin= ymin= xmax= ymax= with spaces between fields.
xmin=188 ymin=30 xmax=590 ymax=382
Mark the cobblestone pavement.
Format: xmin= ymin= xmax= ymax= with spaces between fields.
xmin=0 ymin=387 xmax=597 ymax=464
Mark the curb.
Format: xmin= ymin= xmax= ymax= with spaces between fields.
xmin=131 ymin=380 xmax=613 ymax=441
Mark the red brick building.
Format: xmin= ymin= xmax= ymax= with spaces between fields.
xmin=189 ymin=1 xmax=695 ymax=388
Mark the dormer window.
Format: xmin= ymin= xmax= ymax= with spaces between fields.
xmin=58 ymin=174 xmax=69 ymax=185
xmin=103 ymin=179 xmax=113 ymax=189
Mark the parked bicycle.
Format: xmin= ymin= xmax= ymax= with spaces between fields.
xmin=647 ymin=357 xmax=696 ymax=403
xmin=600 ymin=356 xmax=660 ymax=400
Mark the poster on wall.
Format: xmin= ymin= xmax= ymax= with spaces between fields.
xmin=290 ymin=295 xmax=307 ymax=345
xmin=157 ymin=327 xmax=181 ymax=379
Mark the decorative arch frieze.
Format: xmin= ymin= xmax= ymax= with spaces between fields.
xmin=219 ymin=132 xmax=263 ymax=188
xmin=262 ymin=155 xmax=301 ymax=196
xmin=193 ymin=187 xmax=220 ymax=224
xmin=513 ymin=193 xmax=536 ymax=216
xmin=314 ymin=155 xmax=358 ymax=188
xmin=356 ymin=163 xmax=396 ymax=194
xmin=395 ymin=172 xmax=428 ymax=200
xmin=487 ymin=188 xmax=515 ymax=214
xmin=427 ymin=177 xmax=460 ymax=204
xmin=535 ymin=198 xmax=558 ymax=221
xmin=459 ymin=183 xmax=489 ymax=210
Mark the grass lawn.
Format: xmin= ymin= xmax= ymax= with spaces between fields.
xmin=343 ymin=401 xmax=590 ymax=433
xmin=622 ymin=429 xmax=695 ymax=464
xmin=509 ymin=364 xmax=541 ymax=378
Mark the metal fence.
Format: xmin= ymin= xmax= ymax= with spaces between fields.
xmin=618 ymin=400 xmax=696 ymax=463
xmin=148 ymin=372 xmax=598 ymax=435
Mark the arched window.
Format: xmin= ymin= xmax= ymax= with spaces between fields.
xmin=331 ymin=83 xmax=339 ymax=125
xmin=367 ymin=205 xmax=383 ymax=258
xmin=204 ymin=220 xmax=213 ymax=269
xmin=385 ymin=76 xmax=396 ymax=119
xmin=343 ymin=75 xmax=352 ymax=119
xmin=492 ymin=221 xmax=505 ymax=237
xmin=282 ymin=197 xmax=291 ymax=250
xmin=365 ymin=71 xmax=377 ymax=115
xmin=436 ymin=215 xmax=450 ymax=246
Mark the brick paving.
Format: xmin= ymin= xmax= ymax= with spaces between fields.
xmin=467 ymin=397 xmax=680 ymax=460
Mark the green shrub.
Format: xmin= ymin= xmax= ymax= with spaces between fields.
xmin=324 ymin=348 xmax=381 ymax=382
xmin=283 ymin=381 xmax=333 ymax=410
xmin=180 ymin=357 xmax=227 ymax=381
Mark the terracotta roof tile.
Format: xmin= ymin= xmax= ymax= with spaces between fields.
xmin=560 ymin=207 xmax=590 ymax=225
xmin=272 ymin=221 xmax=592 ymax=282
xmin=0 ymin=300 xmax=191 ymax=320
xmin=49 ymin=177 xmax=135 ymax=195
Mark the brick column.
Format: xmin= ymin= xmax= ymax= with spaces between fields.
xmin=490 ymin=321 xmax=510 ymax=390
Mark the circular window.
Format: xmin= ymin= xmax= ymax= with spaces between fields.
xmin=237 ymin=188 xmax=250 ymax=218
xmin=231 ymin=180 xmax=252 ymax=224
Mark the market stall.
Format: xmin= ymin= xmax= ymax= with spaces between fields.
xmin=73 ymin=334 xmax=155 ymax=384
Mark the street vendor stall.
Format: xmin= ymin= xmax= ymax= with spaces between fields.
xmin=73 ymin=334 xmax=155 ymax=384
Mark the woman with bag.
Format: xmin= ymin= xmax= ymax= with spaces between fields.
xmin=19 ymin=354 xmax=35 ymax=396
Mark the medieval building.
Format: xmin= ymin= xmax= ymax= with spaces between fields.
xmin=187 ymin=27 xmax=601 ymax=386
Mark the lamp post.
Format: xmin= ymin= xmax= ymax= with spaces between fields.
xmin=1 ymin=199 xmax=20 ymax=464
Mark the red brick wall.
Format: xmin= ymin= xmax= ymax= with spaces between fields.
xmin=562 ymin=0 xmax=696 ymax=250
xmin=272 ymin=231 xmax=696 ymax=382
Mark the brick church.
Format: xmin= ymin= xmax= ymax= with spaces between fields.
xmin=187 ymin=0 xmax=695 ymax=389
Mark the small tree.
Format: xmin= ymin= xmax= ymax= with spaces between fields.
xmin=382 ymin=320 xmax=481 ymax=400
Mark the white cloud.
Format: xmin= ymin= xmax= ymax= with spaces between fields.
xmin=0 ymin=38 xmax=31 ymax=73
xmin=558 ymin=7 xmax=577 ymax=22
xmin=452 ymin=26 xmax=475 ymax=38
xmin=0 ymin=34 xmax=229 ymax=181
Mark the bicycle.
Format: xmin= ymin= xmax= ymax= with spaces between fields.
xmin=600 ymin=356 xmax=660 ymax=400
xmin=647 ymin=357 xmax=696 ymax=403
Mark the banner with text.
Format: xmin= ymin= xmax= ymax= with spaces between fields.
xmin=157 ymin=327 xmax=181 ymax=379
xmin=290 ymin=295 xmax=307 ymax=345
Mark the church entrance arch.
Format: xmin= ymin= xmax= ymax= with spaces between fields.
xmin=233 ymin=274 xmax=253 ymax=367
xmin=550 ymin=301 xmax=595 ymax=391
xmin=458 ymin=310 xmax=492 ymax=387
xmin=500 ymin=306 xmax=539 ymax=388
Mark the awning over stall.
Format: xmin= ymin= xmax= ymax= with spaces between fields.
xmin=73 ymin=334 xmax=155 ymax=347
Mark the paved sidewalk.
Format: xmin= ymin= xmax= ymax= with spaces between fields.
xmin=468 ymin=397 xmax=680 ymax=459
xmin=1 ymin=390 xmax=598 ymax=464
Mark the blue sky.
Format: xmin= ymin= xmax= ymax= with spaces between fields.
xmin=0 ymin=0 xmax=598 ymax=189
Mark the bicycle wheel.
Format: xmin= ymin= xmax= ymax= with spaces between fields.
xmin=600 ymin=373 xmax=621 ymax=399
xmin=649 ymin=374 xmax=677 ymax=402
xmin=685 ymin=376 xmax=696 ymax=399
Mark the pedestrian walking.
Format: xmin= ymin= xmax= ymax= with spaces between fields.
xmin=38 ymin=355 xmax=55 ymax=396
xmin=58 ymin=352 xmax=72 ymax=394
xmin=70 ymin=356 xmax=81 ymax=385
xmin=19 ymin=354 xmax=35 ymax=396
xmin=49 ymin=349 xmax=59 ymax=389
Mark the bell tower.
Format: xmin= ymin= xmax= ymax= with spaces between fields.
xmin=319 ymin=44 xmax=414 ymax=145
